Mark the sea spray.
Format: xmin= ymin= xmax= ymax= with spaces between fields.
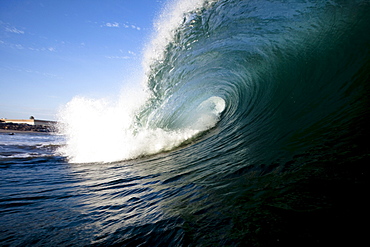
xmin=57 ymin=86 xmax=147 ymax=163
xmin=57 ymin=88 xmax=225 ymax=163
xmin=57 ymin=0 xmax=226 ymax=163
xmin=57 ymin=0 xmax=368 ymax=165
xmin=143 ymin=0 xmax=218 ymax=74
xmin=58 ymin=94 xmax=224 ymax=163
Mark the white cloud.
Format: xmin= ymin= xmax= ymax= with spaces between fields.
xmin=1 ymin=21 xmax=24 ymax=34
xmin=0 ymin=40 xmax=24 ymax=50
xmin=1 ymin=39 xmax=56 ymax=52
xmin=3 ymin=66 xmax=59 ymax=78
xmin=119 ymin=50 xmax=136 ymax=56
xmin=28 ymin=46 xmax=56 ymax=52
xmin=131 ymin=25 xmax=141 ymax=31
xmin=105 ymin=55 xmax=130 ymax=59
xmin=102 ymin=21 xmax=141 ymax=31
xmin=105 ymin=22 xmax=120 ymax=28
xmin=5 ymin=26 xmax=24 ymax=34
xmin=14 ymin=44 xmax=24 ymax=49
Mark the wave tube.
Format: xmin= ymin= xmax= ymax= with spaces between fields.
xmin=58 ymin=0 xmax=370 ymax=164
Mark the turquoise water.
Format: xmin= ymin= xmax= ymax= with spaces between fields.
xmin=1 ymin=0 xmax=369 ymax=246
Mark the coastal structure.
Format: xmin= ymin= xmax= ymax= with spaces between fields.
xmin=0 ymin=118 xmax=56 ymax=127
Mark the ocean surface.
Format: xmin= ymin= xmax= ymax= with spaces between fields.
xmin=1 ymin=0 xmax=369 ymax=246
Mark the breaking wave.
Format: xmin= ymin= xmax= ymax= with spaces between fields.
xmin=58 ymin=0 xmax=370 ymax=165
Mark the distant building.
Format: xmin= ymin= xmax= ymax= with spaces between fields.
xmin=0 ymin=118 xmax=56 ymax=127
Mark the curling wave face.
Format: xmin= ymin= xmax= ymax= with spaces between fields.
xmin=58 ymin=0 xmax=370 ymax=165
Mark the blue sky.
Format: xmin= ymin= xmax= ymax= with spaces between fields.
xmin=0 ymin=0 xmax=165 ymax=120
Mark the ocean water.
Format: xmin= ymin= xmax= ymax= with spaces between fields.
xmin=1 ymin=0 xmax=369 ymax=246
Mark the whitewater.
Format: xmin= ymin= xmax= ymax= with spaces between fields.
xmin=58 ymin=0 xmax=225 ymax=163
xmin=1 ymin=0 xmax=369 ymax=246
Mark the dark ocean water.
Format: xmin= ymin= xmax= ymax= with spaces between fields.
xmin=1 ymin=0 xmax=370 ymax=246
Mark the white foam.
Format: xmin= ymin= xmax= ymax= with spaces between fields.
xmin=57 ymin=86 xmax=147 ymax=163
xmin=57 ymin=0 xmax=223 ymax=163
xmin=57 ymin=93 xmax=225 ymax=163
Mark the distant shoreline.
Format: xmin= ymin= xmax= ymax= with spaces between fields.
xmin=0 ymin=129 xmax=53 ymax=134
xmin=0 ymin=122 xmax=56 ymax=133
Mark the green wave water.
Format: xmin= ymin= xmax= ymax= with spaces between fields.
xmin=137 ymin=0 xmax=370 ymax=166
xmin=59 ymin=0 xmax=370 ymax=165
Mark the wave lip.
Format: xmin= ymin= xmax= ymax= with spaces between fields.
xmin=57 ymin=0 xmax=370 ymax=164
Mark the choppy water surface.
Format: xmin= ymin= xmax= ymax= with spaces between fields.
xmin=1 ymin=0 xmax=370 ymax=246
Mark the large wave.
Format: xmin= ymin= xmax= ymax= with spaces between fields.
xmin=58 ymin=0 xmax=370 ymax=164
